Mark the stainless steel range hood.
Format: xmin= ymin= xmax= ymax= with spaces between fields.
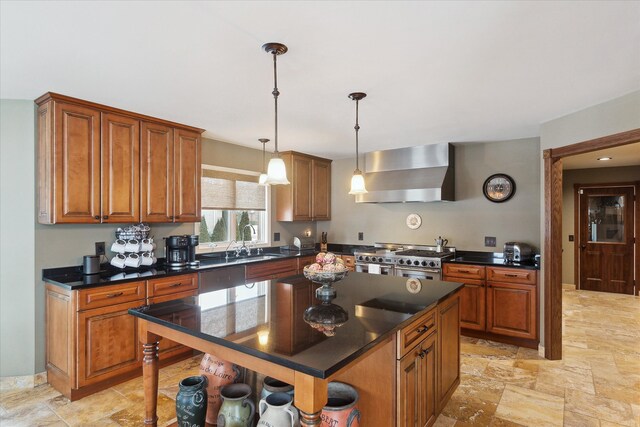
xmin=355 ymin=143 xmax=455 ymax=203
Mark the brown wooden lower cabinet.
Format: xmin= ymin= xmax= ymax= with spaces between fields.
xmin=437 ymin=292 xmax=460 ymax=411
xmin=397 ymin=331 xmax=437 ymax=427
xmin=443 ymin=263 xmax=538 ymax=348
xmin=45 ymin=272 xmax=199 ymax=400
xmin=245 ymin=258 xmax=298 ymax=282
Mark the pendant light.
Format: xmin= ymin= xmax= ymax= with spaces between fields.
xmin=262 ymin=42 xmax=290 ymax=185
xmin=348 ymin=92 xmax=368 ymax=195
xmin=258 ymin=138 xmax=270 ymax=185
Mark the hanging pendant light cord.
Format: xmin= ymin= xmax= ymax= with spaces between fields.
xmin=354 ymin=98 xmax=360 ymax=172
xmin=272 ymin=52 xmax=280 ymax=155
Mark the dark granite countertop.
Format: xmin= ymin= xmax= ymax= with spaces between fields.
xmin=444 ymin=251 xmax=539 ymax=270
xmin=43 ymin=248 xmax=317 ymax=290
xmin=129 ymin=272 xmax=463 ymax=378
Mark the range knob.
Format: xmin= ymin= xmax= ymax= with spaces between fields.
xmin=429 ymin=261 xmax=436 ymax=267
xmin=398 ymin=259 xmax=405 ymax=265
xmin=365 ymin=256 xmax=370 ymax=262
xmin=413 ymin=260 xmax=420 ymax=266
xmin=421 ymin=261 xmax=428 ymax=267
xmin=358 ymin=256 xmax=363 ymax=261
xmin=377 ymin=257 xmax=383 ymax=262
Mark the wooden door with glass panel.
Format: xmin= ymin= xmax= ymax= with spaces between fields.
xmin=578 ymin=185 xmax=635 ymax=295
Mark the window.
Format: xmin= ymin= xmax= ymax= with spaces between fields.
xmin=196 ymin=166 xmax=270 ymax=252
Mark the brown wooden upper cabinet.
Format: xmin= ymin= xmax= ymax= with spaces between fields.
xmin=36 ymin=93 xmax=203 ymax=224
xmin=275 ymin=151 xmax=332 ymax=221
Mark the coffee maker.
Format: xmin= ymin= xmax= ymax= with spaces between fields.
xmin=165 ymin=235 xmax=189 ymax=268
xmin=187 ymin=235 xmax=199 ymax=267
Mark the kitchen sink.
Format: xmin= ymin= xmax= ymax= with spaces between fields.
xmin=197 ymin=252 xmax=286 ymax=268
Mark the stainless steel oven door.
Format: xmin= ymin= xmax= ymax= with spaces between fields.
xmin=394 ymin=266 xmax=441 ymax=281
xmin=355 ymin=263 xmax=395 ymax=275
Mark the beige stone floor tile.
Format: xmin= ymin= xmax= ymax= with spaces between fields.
xmin=564 ymin=389 xmax=634 ymax=426
xmin=535 ymin=364 xmax=595 ymax=398
xmin=460 ymin=336 xmax=479 ymax=344
xmin=0 ymin=383 xmax=62 ymax=413
xmin=48 ymin=388 xmax=131 ymax=426
xmin=489 ymin=417 xmax=526 ymax=426
xmin=563 ymin=410 xmax=600 ymax=427
xmin=630 ymin=403 xmax=640 ymax=426
xmin=483 ymin=362 xmax=537 ymax=389
xmin=0 ymin=402 xmax=66 ymax=427
xmin=593 ymin=376 xmax=640 ymax=406
xmin=600 ymin=422 xmax=633 ymax=427
xmin=455 ymin=373 xmax=505 ymax=403
xmin=494 ymin=384 xmax=564 ymax=427
xmin=461 ymin=357 xmax=490 ymax=376
xmin=614 ymin=354 xmax=640 ymax=376
xmin=109 ymin=390 xmax=177 ymax=426
xmin=433 ymin=414 xmax=457 ymax=426
xmin=441 ymin=394 xmax=498 ymax=425
xmin=461 ymin=342 xmax=518 ymax=361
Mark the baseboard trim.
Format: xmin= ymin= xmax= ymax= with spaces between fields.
xmin=0 ymin=371 xmax=47 ymax=391
xmin=538 ymin=344 xmax=545 ymax=358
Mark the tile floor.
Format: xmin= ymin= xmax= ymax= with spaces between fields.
xmin=1 ymin=286 xmax=638 ymax=426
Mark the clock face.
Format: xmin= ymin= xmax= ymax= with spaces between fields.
xmin=483 ymin=174 xmax=516 ymax=203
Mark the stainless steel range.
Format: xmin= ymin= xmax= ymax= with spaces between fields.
xmin=354 ymin=242 xmax=455 ymax=280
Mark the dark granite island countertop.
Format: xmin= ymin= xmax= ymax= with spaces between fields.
xmin=128 ymin=272 xmax=463 ymax=426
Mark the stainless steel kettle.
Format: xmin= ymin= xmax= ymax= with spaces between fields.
xmin=435 ymin=236 xmax=448 ymax=252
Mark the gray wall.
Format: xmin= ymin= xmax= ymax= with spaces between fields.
xmin=539 ymin=90 xmax=640 ymax=347
xmin=319 ymin=138 xmax=541 ymax=251
xmin=562 ymin=166 xmax=640 ymax=285
xmin=1 ymin=100 xmax=36 ymax=377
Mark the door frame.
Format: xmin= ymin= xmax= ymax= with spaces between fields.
xmin=573 ymin=182 xmax=638 ymax=293
xmin=543 ymin=127 xmax=640 ymax=360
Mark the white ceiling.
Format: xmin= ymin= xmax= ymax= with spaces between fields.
xmin=563 ymin=142 xmax=640 ymax=170
xmin=1 ymin=1 xmax=639 ymax=159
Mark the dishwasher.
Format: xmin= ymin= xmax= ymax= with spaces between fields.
xmin=198 ymin=265 xmax=246 ymax=293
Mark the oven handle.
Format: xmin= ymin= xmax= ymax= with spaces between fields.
xmin=395 ymin=266 xmax=441 ymax=274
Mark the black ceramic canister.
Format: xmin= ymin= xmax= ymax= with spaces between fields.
xmin=176 ymin=376 xmax=208 ymax=427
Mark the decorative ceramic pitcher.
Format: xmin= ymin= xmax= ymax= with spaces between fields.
xmin=199 ymin=353 xmax=241 ymax=424
xmin=261 ymin=376 xmax=295 ymax=399
xmin=257 ymin=392 xmax=299 ymax=427
xmin=176 ymin=376 xmax=208 ymax=427
xmin=217 ymin=383 xmax=255 ymax=427
xmin=321 ymin=382 xmax=361 ymax=427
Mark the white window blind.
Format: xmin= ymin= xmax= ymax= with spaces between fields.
xmin=201 ymin=169 xmax=265 ymax=211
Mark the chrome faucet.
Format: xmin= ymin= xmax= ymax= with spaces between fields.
xmin=224 ymin=240 xmax=238 ymax=260
xmin=238 ymin=224 xmax=256 ymax=256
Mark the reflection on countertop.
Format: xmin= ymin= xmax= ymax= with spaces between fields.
xmin=446 ymin=250 xmax=539 ymax=270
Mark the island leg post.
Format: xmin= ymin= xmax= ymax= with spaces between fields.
xmin=140 ymin=323 xmax=161 ymax=426
xmin=294 ymin=373 xmax=328 ymax=426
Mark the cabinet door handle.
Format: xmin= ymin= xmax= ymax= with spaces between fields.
xmin=103 ymin=215 xmax=109 ymax=220
xmin=504 ymin=273 xmax=519 ymax=278
xmin=418 ymin=347 xmax=431 ymax=359
xmin=487 ymin=284 xmax=492 ymax=288
xmin=106 ymin=292 xmax=123 ymax=298
xmin=416 ymin=324 xmax=430 ymax=334
xmin=169 ymin=282 xmax=183 ymax=288
xmin=457 ymin=269 xmax=470 ymax=273
xmin=94 ymin=215 xmax=101 ymax=220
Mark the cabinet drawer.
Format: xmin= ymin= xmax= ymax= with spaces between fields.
xmin=487 ymin=267 xmax=536 ymax=285
xmin=77 ymin=281 xmax=145 ymax=311
xmin=246 ymin=258 xmax=298 ymax=280
xmin=146 ymin=274 xmax=198 ymax=298
xmin=443 ymin=264 xmax=485 ymax=280
xmin=397 ymin=308 xmax=437 ymax=359
xmin=297 ymin=255 xmax=317 ymax=270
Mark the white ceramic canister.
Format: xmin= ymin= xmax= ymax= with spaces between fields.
xmin=257 ymin=392 xmax=299 ymax=427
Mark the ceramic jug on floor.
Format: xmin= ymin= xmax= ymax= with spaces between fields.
xmin=217 ymin=383 xmax=255 ymax=427
xmin=199 ymin=353 xmax=242 ymax=424
xmin=175 ymin=376 xmax=208 ymax=427
xmin=321 ymin=382 xmax=361 ymax=427
xmin=257 ymin=392 xmax=299 ymax=427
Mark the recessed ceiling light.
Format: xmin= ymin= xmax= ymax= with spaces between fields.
xmin=597 ymin=157 xmax=612 ymax=161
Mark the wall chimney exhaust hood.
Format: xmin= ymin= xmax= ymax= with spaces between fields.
xmin=355 ymin=143 xmax=455 ymax=203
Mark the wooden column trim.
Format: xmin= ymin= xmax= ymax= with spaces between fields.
xmin=140 ymin=323 xmax=160 ymax=427
xmin=543 ymin=149 xmax=563 ymax=360
xmin=294 ymin=373 xmax=328 ymax=427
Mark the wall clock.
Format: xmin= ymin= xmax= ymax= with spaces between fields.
xmin=483 ymin=174 xmax=516 ymax=203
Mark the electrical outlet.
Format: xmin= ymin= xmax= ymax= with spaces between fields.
xmin=568 ymin=235 xmax=574 ymax=242
xmin=274 ymin=232 xmax=280 ymax=242
xmin=95 ymin=241 xmax=106 ymax=256
xmin=358 ymin=232 xmax=364 ymax=241
xmin=484 ymin=236 xmax=496 ymax=247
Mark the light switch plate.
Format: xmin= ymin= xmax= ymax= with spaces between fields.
xmin=95 ymin=241 xmax=105 ymax=256
xmin=358 ymin=232 xmax=364 ymax=241
xmin=274 ymin=232 xmax=280 ymax=242
xmin=484 ymin=236 xmax=496 ymax=247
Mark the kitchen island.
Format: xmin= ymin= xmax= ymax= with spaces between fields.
xmin=129 ymin=272 xmax=463 ymax=426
